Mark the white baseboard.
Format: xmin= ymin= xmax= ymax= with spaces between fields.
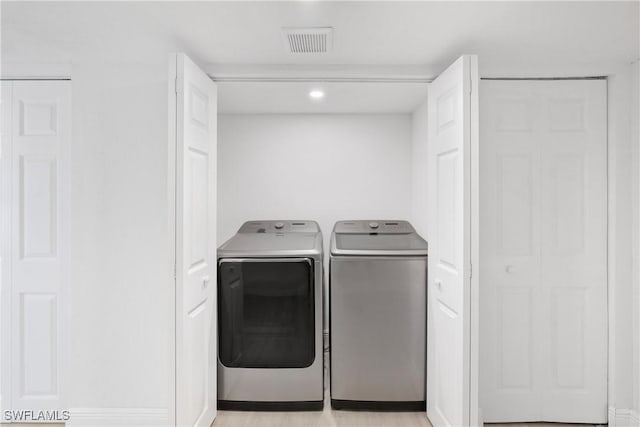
xmin=609 ymin=406 xmax=640 ymax=427
xmin=67 ymin=408 xmax=169 ymax=427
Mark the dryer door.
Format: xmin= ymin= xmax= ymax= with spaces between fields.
xmin=218 ymin=258 xmax=315 ymax=368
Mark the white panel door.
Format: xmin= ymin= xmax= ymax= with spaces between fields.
xmin=427 ymin=55 xmax=479 ymax=427
xmin=480 ymin=79 xmax=607 ymax=423
xmin=9 ymin=81 xmax=70 ymax=413
xmin=0 ymin=82 xmax=12 ymax=417
xmin=174 ymin=53 xmax=218 ymax=427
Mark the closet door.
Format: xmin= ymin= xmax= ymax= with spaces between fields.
xmin=426 ymin=55 xmax=479 ymax=427
xmin=479 ymin=79 xmax=607 ymax=423
xmin=173 ymin=53 xmax=218 ymax=427
xmin=9 ymin=81 xmax=70 ymax=413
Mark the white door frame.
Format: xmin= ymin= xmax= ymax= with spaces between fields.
xmin=168 ymin=55 xmax=178 ymax=427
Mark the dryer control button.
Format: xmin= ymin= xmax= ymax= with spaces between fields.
xmin=274 ymin=222 xmax=285 ymax=230
xmin=368 ymin=222 xmax=379 ymax=229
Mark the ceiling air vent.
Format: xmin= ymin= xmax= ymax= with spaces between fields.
xmin=282 ymin=27 xmax=333 ymax=54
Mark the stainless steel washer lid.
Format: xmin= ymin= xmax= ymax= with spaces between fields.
xmin=330 ymin=220 xmax=427 ymax=256
xmin=218 ymin=220 xmax=323 ymax=258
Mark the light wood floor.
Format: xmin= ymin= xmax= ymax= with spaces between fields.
xmin=213 ymin=403 xmax=599 ymax=427
xmin=212 ymin=405 xmax=432 ymax=427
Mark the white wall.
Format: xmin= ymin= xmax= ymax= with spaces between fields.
xmin=411 ymin=99 xmax=429 ymax=239
xmin=69 ymin=62 xmax=169 ymax=414
xmin=217 ymin=114 xmax=413 ymax=246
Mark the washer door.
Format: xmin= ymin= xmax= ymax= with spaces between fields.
xmin=218 ymin=258 xmax=315 ymax=368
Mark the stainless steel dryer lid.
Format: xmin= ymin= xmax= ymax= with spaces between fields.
xmin=218 ymin=220 xmax=323 ymax=258
xmin=330 ymin=220 xmax=427 ymax=256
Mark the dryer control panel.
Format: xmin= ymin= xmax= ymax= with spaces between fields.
xmin=333 ymin=220 xmax=415 ymax=234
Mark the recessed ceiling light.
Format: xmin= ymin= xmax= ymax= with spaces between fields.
xmin=309 ymin=90 xmax=325 ymax=99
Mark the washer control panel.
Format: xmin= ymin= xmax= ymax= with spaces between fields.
xmin=334 ymin=220 xmax=415 ymax=234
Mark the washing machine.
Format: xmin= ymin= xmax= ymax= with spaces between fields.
xmin=217 ymin=220 xmax=324 ymax=410
xmin=330 ymin=220 xmax=427 ymax=410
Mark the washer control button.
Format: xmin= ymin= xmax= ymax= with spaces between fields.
xmin=368 ymin=222 xmax=379 ymax=229
xmin=274 ymin=222 xmax=285 ymax=230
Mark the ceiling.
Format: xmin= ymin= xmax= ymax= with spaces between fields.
xmin=2 ymin=1 xmax=638 ymax=113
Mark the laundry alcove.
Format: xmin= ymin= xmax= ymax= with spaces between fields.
xmin=214 ymin=77 xmax=433 ymax=372
xmin=169 ymin=53 xmax=479 ymax=426
xmin=216 ymin=78 xmax=430 ymax=412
